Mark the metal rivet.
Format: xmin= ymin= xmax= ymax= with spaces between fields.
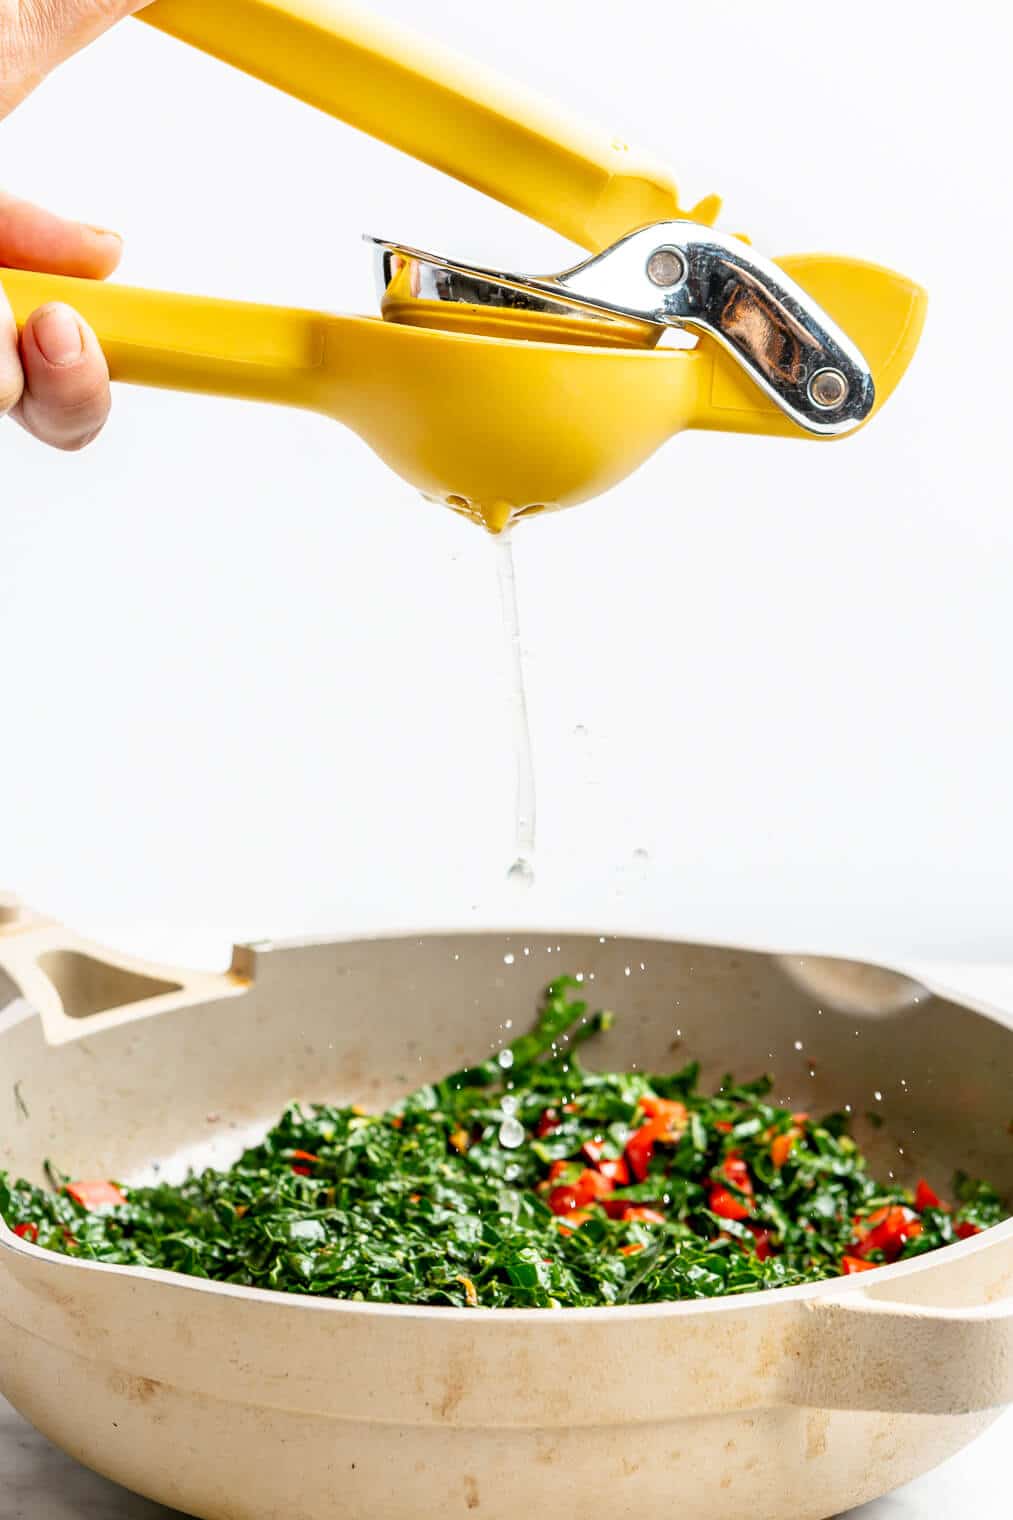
xmin=646 ymin=247 xmax=686 ymax=289
xmin=808 ymin=368 xmax=849 ymax=410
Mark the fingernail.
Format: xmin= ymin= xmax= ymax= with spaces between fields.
xmin=87 ymin=225 xmax=123 ymax=245
xmin=33 ymin=304 xmax=84 ymax=366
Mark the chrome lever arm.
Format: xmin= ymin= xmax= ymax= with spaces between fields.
xmin=551 ymin=221 xmax=874 ymax=434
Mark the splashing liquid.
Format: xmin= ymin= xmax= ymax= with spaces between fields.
xmin=495 ymin=533 xmax=536 ymax=888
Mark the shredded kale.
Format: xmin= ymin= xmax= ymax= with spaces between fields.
xmin=1 ymin=978 xmax=1006 ymax=1308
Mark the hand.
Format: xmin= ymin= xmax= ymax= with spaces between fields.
xmin=1 ymin=2 xmax=150 ymax=450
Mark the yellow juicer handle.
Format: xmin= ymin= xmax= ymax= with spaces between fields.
xmin=1 ymin=267 xmax=336 ymax=412
xmin=139 ymin=0 xmax=706 ymax=253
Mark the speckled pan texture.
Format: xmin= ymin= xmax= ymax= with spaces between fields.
xmin=0 ymin=911 xmax=1011 ymax=1520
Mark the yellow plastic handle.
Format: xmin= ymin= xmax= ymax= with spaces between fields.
xmin=1 ymin=267 xmax=331 ymax=412
xmin=140 ymin=0 xmax=702 ymax=252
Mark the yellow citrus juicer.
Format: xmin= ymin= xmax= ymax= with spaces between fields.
xmin=1 ymin=0 xmax=927 ymax=533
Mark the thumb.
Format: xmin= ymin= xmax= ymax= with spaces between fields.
xmin=0 ymin=190 xmax=123 ymax=279
xmin=3 ymin=2 xmax=153 ymax=117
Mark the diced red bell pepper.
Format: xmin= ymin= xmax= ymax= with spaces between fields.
xmin=548 ymin=1160 xmax=572 ymax=1182
xmin=956 ymin=1220 xmax=983 ymax=1240
xmin=574 ymin=1168 xmax=614 ymax=1204
xmin=914 ymin=1178 xmax=942 ymax=1213
xmin=619 ymin=1242 xmax=644 ymax=1256
xmin=580 ymin=1139 xmax=604 ymax=1164
xmin=638 ymin=1096 xmax=688 ymax=1132
xmin=714 ymin=1121 xmax=734 ymax=1134
xmin=625 ymin=1121 xmax=660 ymax=1183
xmin=709 ymin=1185 xmax=751 ymax=1222
xmin=889 ymin=1208 xmax=925 ymax=1249
xmin=535 ymin=1108 xmax=560 ymax=1138
xmin=707 ymin=1150 xmax=755 ymax=1220
xmin=855 ymin=1217 xmax=893 ymax=1258
xmin=597 ymin=1158 xmax=631 ymax=1187
xmin=791 ymin=1112 xmax=810 ymax=1126
xmin=722 ymin=1151 xmax=753 ymax=1194
xmin=771 ymin=1128 xmax=802 ymax=1169
xmin=855 ymin=1205 xmax=922 ymax=1261
xmin=562 ymin=1102 xmax=580 ymax=1114
xmin=841 ymin=1254 xmax=878 ymax=1274
xmin=65 ymin=1180 xmax=126 ymax=1211
xmin=292 ymin=1166 xmax=314 ymax=1177
xmin=625 ymin=1099 xmax=690 ymax=1184
xmin=748 ymin=1225 xmax=773 ymax=1261
xmin=13 ymin=1222 xmax=39 ymax=1243
xmin=548 ymin=1186 xmax=583 ymax=1216
xmin=601 ymin=1198 xmax=665 ymax=1223
xmin=291 ymin=1150 xmax=320 ymax=1165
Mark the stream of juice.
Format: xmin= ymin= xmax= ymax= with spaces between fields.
xmin=494 ymin=533 xmax=536 ymax=888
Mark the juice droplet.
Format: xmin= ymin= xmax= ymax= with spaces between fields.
xmin=507 ymin=857 xmax=535 ymax=889
xmin=498 ymin=1116 xmax=525 ymax=1149
xmin=498 ymin=1049 xmax=515 ymax=1070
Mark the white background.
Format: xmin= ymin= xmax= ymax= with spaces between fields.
xmin=2 ymin=0 xmax=1013 ymax=973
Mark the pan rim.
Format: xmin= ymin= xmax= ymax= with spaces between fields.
xmin=3 ymin=1218 xmax=1010 ymax=1323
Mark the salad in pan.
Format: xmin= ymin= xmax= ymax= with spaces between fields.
xmin=2 ymin=978 xmax=1005 ymax=1308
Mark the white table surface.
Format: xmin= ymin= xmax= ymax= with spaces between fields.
xmin=2 ymin=956 xmax=1011 ymax=1519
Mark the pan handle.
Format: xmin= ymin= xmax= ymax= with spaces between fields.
xmin=0 ymin=895 xmax=248 ymax=1046
xmin=138 ymin=0 xmax=708 ymax=253
xmin=785 ymin=1281 xmax=1013 ymax=1414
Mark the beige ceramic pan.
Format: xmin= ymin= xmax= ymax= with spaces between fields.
xmin=0 ymin=899 xmax=1011 ymax=1520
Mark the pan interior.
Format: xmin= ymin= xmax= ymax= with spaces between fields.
xmin=3 ymin=934 xmax=1011 ymax=1216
